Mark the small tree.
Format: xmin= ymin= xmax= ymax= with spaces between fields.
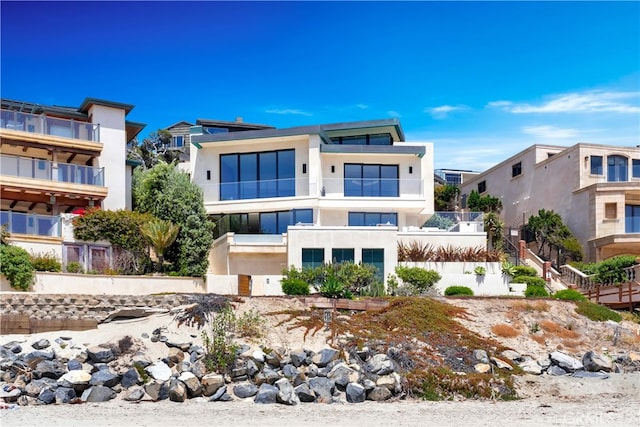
xmin=484 ymin=212 xmax=504 ymax=251
xmin=526 ymin=209 xmax=582 ymax=265
xmin=434 ymin=184 xmax=460 ymax=211
xmin=0 ymin=244 xmax=34 ymax=291
xmin=127 ymin=130 xmax=182 ymax=170
xmin=141 ymin=219 xmax=180 ymax=271
xmin=467 ymin=190 xmax=502 ymax=213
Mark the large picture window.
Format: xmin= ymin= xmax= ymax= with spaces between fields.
xmin=344 ymin=164 xmax=398 ymax=197
xmin=348 ymin=212 xmax=397 ymax=226
xmin=302 ymin=248 xmax=324 ymax=269
xmin=259 ymin=209 xmax=312 ymax=234
xmin=626 ymin=205 xmax=640 ymax=233
xmin=220 ymin=149 xmax=295 ymax=200
xmin=590 ymin=156 xmax=603 ymax=175
xmin=332 ymin=248 xmax=354 ymax=264
xmin=362 ymin=248 xmax=384 ymax=281
xmin=607 ymin=155 xmax=628 ymax=182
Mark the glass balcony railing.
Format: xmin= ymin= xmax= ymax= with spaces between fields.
xmin=1 ymin=154 xmax=104 ymax=186
xmin=0 ymin=211 xmax=61 ymax=237
xmin=321 ymin=177 xmax=423 ymax=198
xmin=0 ymin=109 xmax=100 ymax=142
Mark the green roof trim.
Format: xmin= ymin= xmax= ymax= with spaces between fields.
xmin=79 ymin=97 xmax=135 ymax=115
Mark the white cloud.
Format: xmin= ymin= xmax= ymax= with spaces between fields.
xmin=488 ymin=90 xmax=640 ymax=114
xmin=355 ymin=104 xmax=368 ymax=110
xmin=265 ymin=108 xmax=312 ymax=116
xmin=424 ymin=104 xmax=467 ymax=119
xmin=521 ymin=125 xmax=579 ymax=139
xmin=387 ymin=110 xmax=401 ymax=118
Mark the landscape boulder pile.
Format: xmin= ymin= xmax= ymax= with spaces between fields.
xmin=1 ymin=330 xmax=638 ymax=406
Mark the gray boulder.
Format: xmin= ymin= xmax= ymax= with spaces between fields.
xmin=54 ymin=387 xmax=76 ymax=404
xmin=121 ymin=367 xmax=142 ymax=388
xmin=32 ymin=339 xmax=51 ymax=350
xmin=209 ymin=385 xmax=228 ymax=402
xmin=346 ymin=382 xmax=366 ymax=403
xmin=282 ymin=364 xmax=298 ymax=379
xmin=178 ymin=371 xmax=203 ymax=397
xmin=24 ymin=350 xmax=55 ymax=362
xmin=549 ymin=351 xmax=583 ymax=372
xmin=38 ymin=388 xmax=56 ymax=404
xmin=367 ymin=386 xmax=391 ymax=401
xmin=367 ymin=353 xmax=394 ymax=375
xmin=290 ymin=350 xmax=307 ymax=367
xmin=201 ymin=373 xmax=225 ymax=396
xmin=294 ymin=383 xmax=315 ymax=402
xmin=166 ymin=341 xmax=192 ymax=352
xmin=233 ymin=382 xmax=259 ymax=398
xmin=67 ymin=359 xmax=83 ymax=371
xmin=313 ymin=348 xmax=339 ymax=368
xmin=254 ymin=383 xmax=278 ymax=404
xmin=124 ymin=387 xmax=145 ymax=402
xmin=327 ymin=362 xmax=357 ymax=389
xmin=144 ymin=381 xmax=169 ymax=401
xmin=90 ymin=370 xmax=120 ymax=388
xmin=519 ymin=360 xmax=543 ymax=375
xmin=308 ymin=377 xmax=335 ymax=402
xmin=265 ymin=351 xmax=281 ymax=368
xmin=582 ymin=351 xmax=612 ymax=372
xmin=145 ymin=361 xmax=172 ymax=381
xmin=473 ymin=349 xmax=490 ymax=364
xmin=82 ymin=386 xmax=116 ymax=402
xmin=168 ymin=378 xmax=187 ymax=402
xmin=275 ymin=378 xmax=299 ymax=405
xmin=86 ymin=346 xmax=115 ymax=363
xmin=547 ymin=365 xmax=568 ymax=376
xmin=500 ymin=350 xmax=522 ymax=361
xmin=34 ymin=360 xmax=66 ymax=379
xmin=255 ymin=367 xmax=281 ymax=385
xmin=246 ymin=359 xmax=260 ymax=377
xmin=3 ymin=341 xmax=22 ymax=354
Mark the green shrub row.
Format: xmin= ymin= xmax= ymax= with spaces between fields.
xmin=552 ymin=289 xmax=586 ymax=301
xmin=444 ymin=286 xmax=474 ymax=296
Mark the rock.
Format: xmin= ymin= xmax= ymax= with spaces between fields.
xmin=294 ymin=383 xmax=315 ymax=402
xmin=168 ymin=378 xmax=187 ymax=402
xmin=254 ymin=383 xmax=278 ymax=404
xmin=550 ymin=351 xmax=583 ymax=372
xmin=346 ymin=382 xmax=366 ymax=403
xmin=144 ymin=381 xmax=170 ymax=401
xmin=376 ymin=374 xmax=397 ymax=391
xmin=24 ymin=350 xmax=55 ymax=361
xmin=246 ymin=359 xmax=260 ymax=377
xmin=0 ymin=385 xmax=21 ymax=400
xmin=166 ymin=341 xmax=192 ymax=352
xmin=233 ymin=382 xmax=259 ymax=398
xmin=209 ymin=385 xmax=228 ymax=402
xmin=519 ymin=360 xmax=543 ymax=375
xmin=327 ymin=362 xmax=358 ymax=389
xmin=255 ymin=367 xmax=281 ymax=386
xmin=146 ymin=361 xmax=172 ymax=381
xmin=86 ymin=346 xmax=114 ymax=364
xmin=54 ymin=387 xmax=76 ymax=404
xmin=38 ymin=388 xmax=56 ymax=404
xmin=306 ymin=364 xmax=318 ymax=378
xmin=252 ymin=349 xmax=266 ymax=363
xmin=25 ymin=379 xmax=57 ymax=398
xmin=500 ymin=350 xmax=521 ymax=361
xmin=490 ymin=357 xmax=513 ymax=371
xmin=32 ymin=339 xmax=51 ymax=350
xmin=167 ymin=347 xmax=185 ymax=364
xmin=35 ymin=359 xmax=66 ymax=379
xmin=90 ymin=370 xmax=120 ymax=388
xmin=367 ymin=386 xmax=391 ymax=401
xmin=275 ymin=378 xmax=299 ymax=405
xmin=547 ymin=365 xmax=568 ymax=376
xmin=190 ymin=360 xmax=207 ymax=379
xmin=67 ymin=359 xmax=83 ymax=371
xmin=121 ymin=368 xmax=142 ymax=388
xmin=473 ymin=349 xmax=490 ymax=364
xmin=313 ymin=348 xmax=339 ymax=368
xmin=290 ymin=350 xmax=307 ymax=367
xmin=356 ymin=347 xmax=370 ymax=362
xmin=57 ymin=370 xmax=91 ymax=387
xmin=362 ymin=379 xmax=376 ymax=391
xmin=474 ymin=363 xmax=491 ymax=374
xmin=202 ymin=373 xmax=225 ymax=396
xmin=178 ymin=371 xmax=203 ymax=397
xmin=82 ymin=386 xmax=116 ymax=402
xmin=367 ymin=353 xmax=394 ymax=375
xmin=282 ymin=364 xmax=298 ymax=379
xmin=308 ymin=377 xmax=335 ymax=402
xmin=572 ymin=371 xmax=610 ymax=379
xmin=3 ymin=341 xmax=22 ymax=354
xmin=582 ymin=351 xmax=612 ymax=372
xmin=124 ymin=387 xmax=145 ymax=401
xmin=628 ymin=351 xmax=640 ymax=362
xmin=265 ymin=351 xmax=281 ymax=368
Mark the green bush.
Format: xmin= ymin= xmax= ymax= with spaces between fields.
xmin=320 ymin=275 xmax=349 ymax=299
xmin=513 ymin=265 xmax=538 ymax=277
xmin=444 ymin=286 xmax=474 ymax=296
xmin=575 ymin=301 xmax=622 ymax=322
xmin=0 ymin=245 xmax=34 ymax=291
xmin=281 ymin=278 xmax=310 ymax=295
xmin=65 ymin=261 xmax=84 ymax=274
xmin=524 ymin=284 xmax=549 ymax=298
xmin=501 ymin=262 xmax=517 ymax=277
xmin=513 ymin=275 xmax=547 ymax=288
xmin=395 ymin=265 xmax=441 ymax=292
xmin=593 ymin=255 xmax=637 ymax=285
xmin=552 ymin=289 xmax=586 ymax=301
xmin=30 ymin=251 xmax=62 ymax=272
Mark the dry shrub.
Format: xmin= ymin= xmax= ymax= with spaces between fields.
xmin=540 ymin=320 xmax=580 ymax=339
xmin=531 ymin=335 xmax=546 ymax=345
xmin=512 ymin=301 xmax=549 ymax=313
xmin=491 ymin=323 xmax=520 ymax=338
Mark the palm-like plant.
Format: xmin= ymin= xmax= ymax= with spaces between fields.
xmin=141 ymin=219 xmax=180 ymax=271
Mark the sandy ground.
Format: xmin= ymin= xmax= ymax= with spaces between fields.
xmin=1 ymin=297 xmax=639 ymax=426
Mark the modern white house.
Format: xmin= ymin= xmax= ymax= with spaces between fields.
xmin=190 ymin=119 xmax=488 ymax=295
xmin=459 ymin=143 xmax=640 ymax=263
xmin=0 ymin=97 xmax=145 ymax=270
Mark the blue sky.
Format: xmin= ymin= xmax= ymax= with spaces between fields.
xmin=2 ymin=1 xmax=638 ymax=171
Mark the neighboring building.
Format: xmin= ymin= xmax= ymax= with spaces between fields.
xmin=0 ymin=97 xmax=145 ymax=269
xmin=190 ymin=118 xmax=487 ymax=293
xmin=163 ymin=117 xmax=274 ymax=162
xmin=435 ymin=168 xmax=480 ymax=186
xmin=459 ymin=143 xmax=640 ymax=262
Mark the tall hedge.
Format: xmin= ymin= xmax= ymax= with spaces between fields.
xmin=133 ymin=162 xmax=214 ymax=277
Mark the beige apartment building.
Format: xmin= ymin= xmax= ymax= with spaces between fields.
xmin=460 ymin=143 xmax=640 ymax=262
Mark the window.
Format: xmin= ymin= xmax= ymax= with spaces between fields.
xmin=220 ymin=149 xmax=295 ymax=200
xmin=348 ymin=212 xmax=397 ymax=226
xmin=330 ymin=133 xmax=392 ymax=146
xmin=590 ymin=156 xmax=603 ymax=175
xmin=477 ymin=181 xmax=486 ymax=194
xmin=632 ymin=159 xmax=640 ymax=178
xmin=259 ymin=209 xmax=312 ymax=234
xmin=172 ymin=136 xmax=184 ymax=148
xmin=512 ymin=162 xmax=522 ymax=178
xmin=607 ymin=155 xmax=628 ymax=182
xmin=332 ymin=248 xmax=354 ymax=264
xmin=362 ymin=249 xmax=384 ymax=281
xmin=344 ymin=164 xmax=399 ymax=197
xmin=625 ymin=205 xmax=640 ymax=233
xmin=605 ymin=203 xmax=617 ymax=219
xmin=302 ymin=248 xmax=324 ymax=269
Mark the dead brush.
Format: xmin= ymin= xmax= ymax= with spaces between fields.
xmin=491 ymin=323 xmax=520 ymax=338
xmin=512 ymin=300 xmax=549 ymax=313
xmin=540 ymin=320 xmax=580 ymax=339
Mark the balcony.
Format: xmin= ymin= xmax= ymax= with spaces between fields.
xmin=1 ymin=109 xmax=99 ymax=142
xmin=1 ymin=154 xmax=104 ymax=186
xmin=0 ymin=211 xmax=61 ymax=238
xmin=321 ymin=177 xmax=424 ymax=198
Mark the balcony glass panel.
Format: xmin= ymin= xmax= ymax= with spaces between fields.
xmin=0 ymin=211 xmax=60 ymax=237
xmin=344 ymin=164 xmax=399 ymax=197
xmin=0 ymin=109 xmax=99 ymax=142
xmin=1 ymin=154 xmax=104 ymax=186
